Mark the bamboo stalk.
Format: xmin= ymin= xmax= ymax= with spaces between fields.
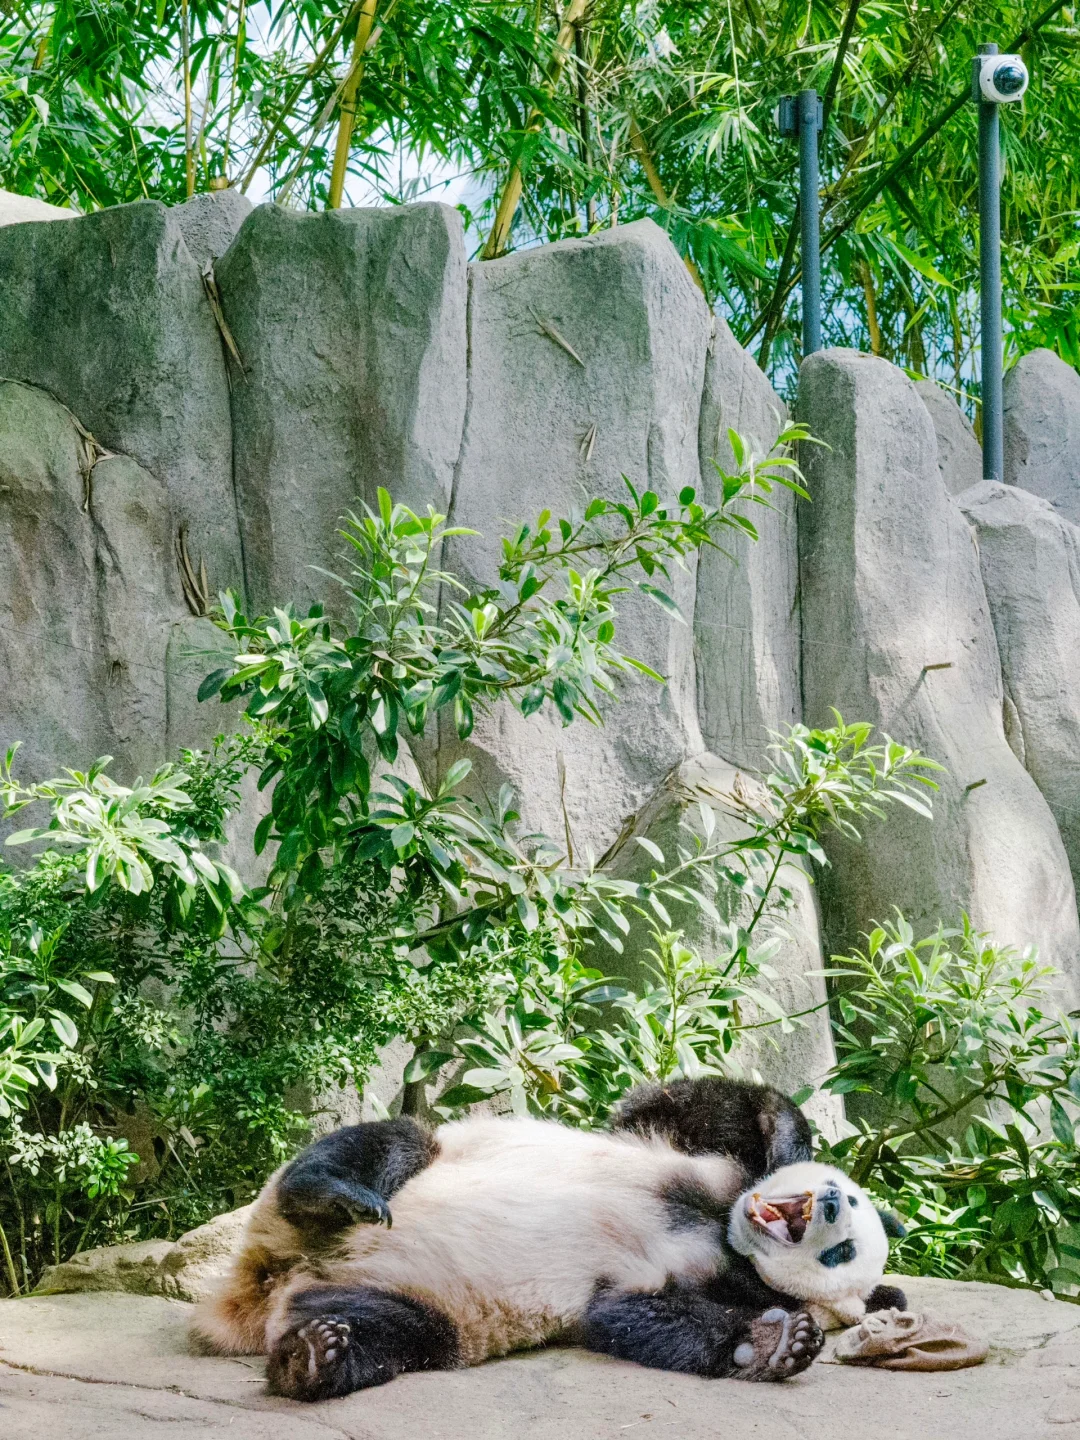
xmin=482 ymin=0 xmax=590 ymax=260
xmin=239 ymin=1 xmax=363 ymax=194
xmin=222 ymin=0 xmax=247 ymax=182
xmin=181 ymin=0 xmax=194 ymax=197
xmin=328 ymin=0 xmax=379 ymax=209
xmin=195 ymin=2 xmax=229 ymax=188
xmin=573 ymin=23 xmax=596 ymax=230
xmin=859 ymin=261 xmax=883 ymax=355
xmin=628 ymin=115 xmax=705 ymax=293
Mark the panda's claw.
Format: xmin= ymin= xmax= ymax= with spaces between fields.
xmin=346 ymin=1195 xmax=392 ymax=1228
xmin=736 ymin=1308 xmax=824 ymax=1382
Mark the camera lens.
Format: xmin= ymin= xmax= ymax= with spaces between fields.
xmin=993 ymin=60 xmax=1027 ymax=95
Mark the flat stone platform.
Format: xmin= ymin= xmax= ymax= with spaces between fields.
xmin=1 ymin=1277 xmax=1078 ymax=1440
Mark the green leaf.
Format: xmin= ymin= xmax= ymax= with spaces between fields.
xmin=521 ymin=684 xmax=546 ymax=717
xmin=1050 ymin=1098 xmax=1076 ymax=1148
xmin=253 ymin=812 xmax=275 ymax=856
xmin=56 ymin=979 xmax=94 ymax=1009
xmin=197 ymin=668 xmax=230 ymax=702
xmin=49 ymin=1010 xmax=79 ymax=1049
xmin=638 ymin=584 xmax=685 ymax=623
xmin=436 ymin=1083 xmax=493 ymax=1109
xmin=442 ymin=758 xmax=473 ymax=793
xmin=552 ymin=679 xmax=576 ymax=726
xmin=403 ymin=1050 xmax=457 ymax=1083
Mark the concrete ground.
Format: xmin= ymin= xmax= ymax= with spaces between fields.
xmin=1 ymin=1277 xmax=1078 ymax=1440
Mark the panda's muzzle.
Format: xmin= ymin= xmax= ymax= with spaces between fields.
xmin=746 ymin=1191 xmax=814 ymax=1245
xmin=747 ymin=1184 xmax=844 ymax=1244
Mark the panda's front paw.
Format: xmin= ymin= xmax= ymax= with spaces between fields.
xmin=341 ymin=1191 xmax=392 ymax=1228
xmin=731 ymin=1308 xmax=823 ymax=1382
xmin=267 ymin=1317 xmax=353 ymax=1400
xmin=281 ymin=1179 xmax=392 ymax=1238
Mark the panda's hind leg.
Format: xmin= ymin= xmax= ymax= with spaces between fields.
xmin=267 ymin=1284 xmax=460 ymax=1401
xmin=583 ymin=1286 xmax=823 ymax=1382
xmin=276 ymin=1117 xmax=437 ymax=1240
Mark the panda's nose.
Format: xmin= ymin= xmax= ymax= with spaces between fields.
xmin=819 ymin=1186 xmax=842 ymax=1225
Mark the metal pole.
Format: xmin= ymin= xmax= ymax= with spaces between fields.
xmin=977 ymin=45 xmax=1004 ymax=481
xmin=799 ymin=89 xmax=822 ymax=355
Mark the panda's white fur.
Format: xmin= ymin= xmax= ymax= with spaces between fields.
xmin=728 ymin=1161 xmax=891 ymax=1329
xmin=196 ymin=1116 xmax=893 ymax=1368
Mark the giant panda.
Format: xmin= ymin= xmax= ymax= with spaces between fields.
xmin=195 ymin=1077 xmax=906 ymax=1401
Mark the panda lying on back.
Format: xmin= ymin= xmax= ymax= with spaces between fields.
xmin=195 ymin=1077 xmax=906 ymax=1401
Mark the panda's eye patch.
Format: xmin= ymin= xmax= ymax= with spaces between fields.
xmin=847 ymin=1195 xmax=859 ymax=1206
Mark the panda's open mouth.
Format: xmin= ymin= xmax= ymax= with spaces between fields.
xmin=747 ymin=1191 xmax=815 ymax=1245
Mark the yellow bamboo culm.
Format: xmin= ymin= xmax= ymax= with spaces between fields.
xmin=181 ymin=0 xmax=195 ymax=197
xmin=628 ymin=114 xmax=704 ymax=293
xmin=328 ymin=0 xmax=379 ymax=210
xmin=482 ymin=0 xmax=590 ymax=260
xmin=858 ymin=261 xmax=884 ymax=355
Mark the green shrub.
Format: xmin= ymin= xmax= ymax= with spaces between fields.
xmin=817 ymin=917 xmax=1080 ymax=1294
xmin=3 ymin=428 xmax=1075 ymax=1305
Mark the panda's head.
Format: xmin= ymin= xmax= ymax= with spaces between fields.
xmin=727 ymin=1161 xmax=897 ymax=1328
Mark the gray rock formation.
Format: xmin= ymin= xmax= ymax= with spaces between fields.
xmin=0 ymin=186 xmax=76 ymax=225
xmin=32 ymin=1240 xmax=175 ymax=1298
xmin=172 ymin=188 xmax=252 ymax=268
xmin=216 ymin=202 xmax=467 ymax=613
xmin=915 ymin=378 xmax=983 ymax=494
xmin=443 ymin=220 xmax=711 ymax=858
xmin=599 ymin=752 xmax=842 ymax=1136
xmin=4 ymin=1281 xmax=1079 ymax=1438
xmin=1004 ymin=348 xmax=1080 ymax=523
xmin=695 ymin=315 xmax=798 ymax=772
xmin=0 ymin=380 xmax=225 ymax=786
xmin=957 ymin=480 xmax=1080 ymax=901
xmin=0 ymin=199 xmax=241 ymax=588
xmin=34 ymin=1206 xmax=252 ymax=1303
xmin=798 ymin=350 xmax=1080 ymax=992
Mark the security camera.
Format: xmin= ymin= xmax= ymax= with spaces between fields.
xmin=977 ymin=53 xmax=1029 ymax=103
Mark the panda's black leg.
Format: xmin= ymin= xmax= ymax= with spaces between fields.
xmin=865 ymin=1283 xmax=908 ymax=1313
xmin=583 ymin=1287 xmax=823 ymax=1382
xmin=267 ymin=1284 xmax=460 ymax=1401
xmin=276 ymin=1117 xmax=437 ymax=1239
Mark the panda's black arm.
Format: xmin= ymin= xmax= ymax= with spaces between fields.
xmin=276 ymin=1118 xmax=438 ymax=1236
xmin=582 ymin=1286 xmax=823 ymax=1382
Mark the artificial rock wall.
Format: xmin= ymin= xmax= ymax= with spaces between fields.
xmin=2 ymin=189 xmax=1080 ymax=1120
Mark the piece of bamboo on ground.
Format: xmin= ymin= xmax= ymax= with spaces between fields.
xmin=328 ymin=0 xmax=379 ymax=209
xmin=482 ymin=0 xmax=590 ymax=260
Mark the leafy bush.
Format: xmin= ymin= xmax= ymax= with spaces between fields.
xmin=818 ymin=918 xmax=1080 ymax=1294
xmin=3 ymin=426 xmax=1075 ymax=1306
xmin=434 ymin=719 xmax=936 ymax=1125
xmin=2 ymin=427 xmax=848 ymax=1290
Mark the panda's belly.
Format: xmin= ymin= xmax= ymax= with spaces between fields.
xmin=306 ymin=1117 xmax=743 ymax=1365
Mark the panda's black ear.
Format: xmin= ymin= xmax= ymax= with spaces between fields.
xmin=876 ymin=1208 xmax=907 ymax=1239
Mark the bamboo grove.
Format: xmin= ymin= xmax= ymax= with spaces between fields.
xmin=2 ymin=1 xmax=1077 ymax=398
